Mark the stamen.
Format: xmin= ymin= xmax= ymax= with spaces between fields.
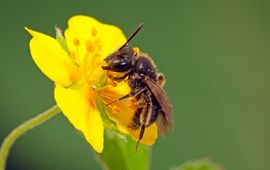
xmin=70 ymin=52 xmax=76 ymax=60
xmin=83 ymin=51 xmax=91 ymax=79
xmin=107 ymin=78 xmax=117 ymax=87
xmin=85 ymin=39 xmax=95 ymax=53
xmin=70 ymin=52 xmax=76 ymax=63
xmin=91 ymin=27 xmax=97 ymax=37
xmin=70 ymin=38 xmax=82 ymax=65
xmin=94 ymin=39 xmax=103 ymax=51
xmin=93 ymin=52 xmax=101 ymax=60
xmin=73 ymin=38 xmax=80 ymax=46
xmin=85 ymin=52 xmax=100 ymax=77
xmin=76 ymin=46 xmax=81 ymax=65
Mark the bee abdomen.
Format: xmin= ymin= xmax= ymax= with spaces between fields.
xmin=131 ymin=92 xmax=158 ymax=128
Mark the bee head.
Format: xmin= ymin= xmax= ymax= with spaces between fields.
xmin=102 ymin=46 xmax=134 ymax=72
xmin=102 ymin=23 xmax=144 ymax=73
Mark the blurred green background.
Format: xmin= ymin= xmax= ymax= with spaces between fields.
xmin=1 ymin=0 xmax=270 ymax=169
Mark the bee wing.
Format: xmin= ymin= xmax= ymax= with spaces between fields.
xmin=144 ymin=76 xmax=174 ymax=133
xmin=156 ymin=112 xmax=170 ymax=136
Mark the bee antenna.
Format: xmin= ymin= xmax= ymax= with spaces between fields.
xmin=119 ymin=23 xmax=144 ymax=50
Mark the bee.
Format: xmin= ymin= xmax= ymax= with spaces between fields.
xmin=102 ymin=23 xmax=173 ymax=151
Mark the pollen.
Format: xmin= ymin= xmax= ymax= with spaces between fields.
xmin=91 ymin=84 xmax=97 ymax=90
xmin=91 ymin=27 xmax=97 ymax=37
xmin=130 ymin=100 xmax=138 ymax=110
xmin=73 ymin=38 xmax=80 ymax=46
xmin=85 ymin=39 xmax=95 ymax=53
xmin=133 ymin=47 xmax=140 ymax=54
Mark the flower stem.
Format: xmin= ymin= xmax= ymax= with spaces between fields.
xmin=0 ymin=105 xmax=61 ymax=170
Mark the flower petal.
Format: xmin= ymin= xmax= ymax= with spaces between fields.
xmin=64 ymin=15 xmax=126 ymax=63
xmin=54 ymin=85 xmax=104 ymax=153
xmin=101 ymin=84 xmax=158 ymax=145
xmin=129 ymin=124 xmax=158 ymax=145
xmin=26 ymin=27 xmax=79 ymax=87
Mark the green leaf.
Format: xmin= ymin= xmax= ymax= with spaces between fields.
xmin=55 ymin=26 xmax=69 ymax=53
xmin=171 ymin=158 xmax=223 ymax=170
xmin=96 ymin=130 xmax=151 ymax=170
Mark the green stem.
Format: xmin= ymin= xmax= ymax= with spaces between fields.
xmin=0 ymin=105 xmax=61 ymax=170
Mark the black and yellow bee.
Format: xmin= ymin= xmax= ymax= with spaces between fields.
xmin=102 ymin=24 xmax=173 ymax=151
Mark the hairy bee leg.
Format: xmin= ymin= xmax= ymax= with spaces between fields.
xmin=130 ymin=93 xmax=146 ymax=109
xmin=157 ymin=73 xmax=166 ymax=87
xmin=107 ymin=72 xmax=129 ymax=87
xmin=135 ymin=125 xmax=146 ymax=153
xmin=130 ymin=98 xmax=140 ymax=110
xmin=128 ymin=107 xmax=143 ymax=129
xmin=134 ymin=96 xmax=145 ymax=107
xmin=106 ymin=87 xmax=146 ymax=106
xmin=134 ymin=95 xmax=152 ymax=152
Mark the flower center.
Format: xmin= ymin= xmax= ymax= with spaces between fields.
xmin=68 ymin=27 xmax=106 ymax=90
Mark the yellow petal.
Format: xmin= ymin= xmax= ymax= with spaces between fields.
xmin=54 ymin=85 xmax=104 ymax=153
xmin=26 ymin=27 xmax=79 ymax=87
xmin=101 ymin=84 xmax=158 ymax=145
xmin=129 ymin=124 xmax=158 ymax=145
xmin=64 ymin=15 xmax=126 ymax=64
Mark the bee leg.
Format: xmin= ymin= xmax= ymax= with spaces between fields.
xmin=135 ymin=125 xmax=146 ymax=153
xmin=129 ymin=107 xmax=143 ymax=129
xmin=106 ymin=87 xmax=146 ymax=106
xmin=157 ymin=73 xmax=166 ymax=87
xmin=106 ymin=72 xmax=129 ymax=86
xmin=130 ymin=93 xmax=146 ymax=109
xmin=134 ymin=96 xmax=145 ymax=107
xmin=135 ymin=96 xmax=151 ymax=152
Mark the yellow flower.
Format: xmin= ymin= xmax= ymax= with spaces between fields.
xmin=26 ymin=15 xmax=157 ymax=153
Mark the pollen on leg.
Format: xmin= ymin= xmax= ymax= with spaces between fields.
xmin=133 ymin=47 xmax=140 ymax=54
xmin=130 ymin=99 xmax=138 ymax=110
